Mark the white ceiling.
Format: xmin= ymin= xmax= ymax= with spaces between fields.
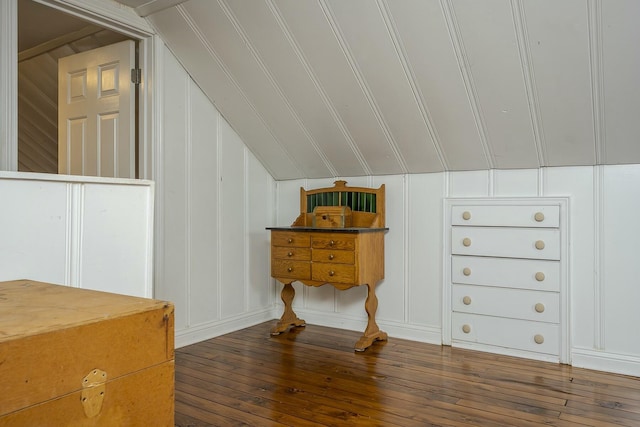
xmin=116 ymin=0 xmax=640 ymax=180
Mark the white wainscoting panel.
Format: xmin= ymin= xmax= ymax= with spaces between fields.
xmin=0 ymin=172 xmax=154 ymax=298
xmin=157 ymin=46 xmax=275 ymax=348
xmin=274 ymin=165 xmax=640 ymax=376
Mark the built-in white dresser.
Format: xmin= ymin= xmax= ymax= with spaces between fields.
xmin=444 ymin=198 xmax=569 ymax=363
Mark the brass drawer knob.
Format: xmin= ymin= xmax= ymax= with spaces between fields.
xmin=535 ymin=240 xmax=545 ymax=250
xmin=535 ymin=272 xmax=545 ymax=281
xmin=287 ymin=267 xmax=293 ymax=272
xmin=534 ymin=334 xmax=544 ymax=344
xmin=288 ymin=238 xmax=293 ymax=243
xmin=329 ymin=270 xmax=335 ymax=277
xmin=534 ymin=212 xmax=545 ymax=222
xmin=328 ymin=254 xmax=334 ymax=260
xmin=535 ymin=303 xmax=545 ymax=313
xmin=462 ymin=296 xmax=472 ymax=305
xmin=329 ymin=240 xmax=335 ymax=246
xmin=462 ymin=238 xmax=472 ymax=247
xmin=462 ymin=211 xmax=471 ymax=220
xmin=287 ymin=252 xmax=293 ymax=257
xmin=462 ymin=324 xmax=471 ymax=334
xmin=463 ymin=267 xmax=471 ymax=276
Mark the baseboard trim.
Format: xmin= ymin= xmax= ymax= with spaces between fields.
xmin=572 ymin=347 xmax=640 ymax=377
xmin=174 ymin=308 xmax=274 ymax=348
xmin=288 ymin=308 xmax=442 ymax=345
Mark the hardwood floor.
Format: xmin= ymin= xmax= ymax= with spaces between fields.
xmin=174 ymin=322 xmax=640 ymax=426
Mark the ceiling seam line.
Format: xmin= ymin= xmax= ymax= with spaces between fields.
xmin=218 ymin=0 xmax=337 ymax=177
xmin=376 ymin=0 xmax=449 ymax=171
xmin=511 ymin=0 xmax=547 ymax=167
xmin=265 ymin=0 xmax=370 ymax=176
xmin=439 ymin=0 xmax=494 ymax=170
xmin=588 ymin=0 xmax=605 ymax=165
xmin=176 ymin=4 xmax=305 ymax=179
xmin=319 ymin=0 xmax=409 ymax=174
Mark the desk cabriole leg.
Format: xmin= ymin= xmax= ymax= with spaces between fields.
xmin=271 ymin=281 xmax=306 ymax=335
xmin=354 ymin=282 xmax=388 ymax=351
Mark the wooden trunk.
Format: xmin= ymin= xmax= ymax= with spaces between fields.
xmin=0 ymin=280 xmax=175 ymax=426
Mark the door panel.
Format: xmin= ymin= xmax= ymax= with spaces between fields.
xmin=58 ymin=40 xmax=135 ymax=178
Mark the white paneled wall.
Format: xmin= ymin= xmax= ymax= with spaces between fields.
xmin=154 ymin=40 xmax=639 ymax=376
xmin=0 ymin=172 xmax=154 ymax=298
xmin=157 ymin=45 xmax=275 ymax=348
xmin=276 ymin=166 xmax=640 ymax=376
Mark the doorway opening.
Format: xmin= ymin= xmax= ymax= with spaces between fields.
xmin=17 ymin=0 xmax=141 ymax=178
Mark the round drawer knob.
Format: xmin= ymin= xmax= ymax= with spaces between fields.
xmin=462 ymin=324 xmax=471 ymax=334
xmin=462 ymin=238 xmax=472 ymax=247
xmin=329 ymin=270 xmax=335 ymax=277
xmin=535 ymin=240 xmax=545 ymax=250
xmin=288 ymin=238 xmax=293 ymax=243
xmin=534 ymin=334 xmax=544 ymax=344
xmin=535 ymin=303 xmax=545 ymax=313
xmin=462 ymin=211 xmax=471 ymax=220
xmin=535 ymin=272 xmax=545 ymax=281
xmin=462 ymin=296 xmax=472 ymax=305
xmin=329 ymin=240 xmax=335 ymax=246
xmin=287 ymin=267 xmax=293 ymax=272
xmin=287 ymin=252 xmax=293 ymax=257
xmin=328 ymin=254 xmax=334 ymax=260
xmin=534 ymin=212 xmax=545 ymax=222
xmin=463 ymin=267 xmax=471 ymax=276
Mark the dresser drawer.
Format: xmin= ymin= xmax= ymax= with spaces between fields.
xmin=452 ymin=312 xmax=559 ymax=355
xmin=312 ymin=263 xmax=355 ymax=284
xmin=311 ymin=234 xmax=356 ymax=250
xmin=451 ymin=226 xmax=560 ymax=260
xmin=312 ymin=249 xmax=355 ymax=264
xmin=271 ymin=231 xmax=311 ymax=248
xmin=452 ymin=205 xmax=559 ymax=228
xmin=452 ymin=284 xmax=559 ymax=323
xmin=271 ymin=246 xmax=311 ymax=261
xmin=271 ymin=259 xmax=311 ymax=280
xmin=452 ymin=255 xmax=560 ymax=292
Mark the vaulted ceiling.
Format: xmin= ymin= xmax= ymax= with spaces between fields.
xmin=117 ymin=0 xmax=640 ymax=180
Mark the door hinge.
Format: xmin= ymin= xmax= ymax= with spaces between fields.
xmin=131 ymin=68 xmax=142 ymax=85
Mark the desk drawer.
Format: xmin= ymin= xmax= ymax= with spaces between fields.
xmin=271 ymin=259 xmax=311 ymax=280
xmin=271 ymin=231 xmax=310 ymax=248
xmin=312 ymin=249 xmax=355 ymax=264
xmin=451 ymin=226 xmax=560 ymax=260
xmin=312 ymin=263 xmax=355 ymax=284
xmin=271 ymin=246 xmax=311 ymax=261
xmin=312 ymin=235 xmax=355 ymax=250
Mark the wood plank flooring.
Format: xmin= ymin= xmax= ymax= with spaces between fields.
xmin=174 ymin=322 xmax=640 ymax=426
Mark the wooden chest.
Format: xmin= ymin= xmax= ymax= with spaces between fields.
xmin=0 ymin=280 xmax=175 ymax=426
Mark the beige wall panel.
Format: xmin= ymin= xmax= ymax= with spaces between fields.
xmin=602 ymin=1 xmax=640 ymax=163
xmin=452 ymin=0 xmax=539 ymax=168
xmin=523 ymin=0 xmax=595 ymax=166
xmin=224 ymin=0 xmax=366 ymax=177
xmin=327 ymin=0 xmax=443 ymax=173
xmin=183 ymin=1 xmax=332 ymax=179
xmin=386 ymin=0 xmax=488 ymax=171
xmin=274 ymin=0 xmax=404 ymax=175
xmin=148 ymin=7 xmax=302 ymax=180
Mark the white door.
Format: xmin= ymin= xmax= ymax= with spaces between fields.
xmin=58 ymin=40 xmax=136 ymax=178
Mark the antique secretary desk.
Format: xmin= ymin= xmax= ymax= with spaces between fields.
xmin=267 ymin=181 xmax=388 ymax=351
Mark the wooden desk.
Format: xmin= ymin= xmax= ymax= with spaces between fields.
xmin=268 ymin=226 xmax=388 ymax=351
